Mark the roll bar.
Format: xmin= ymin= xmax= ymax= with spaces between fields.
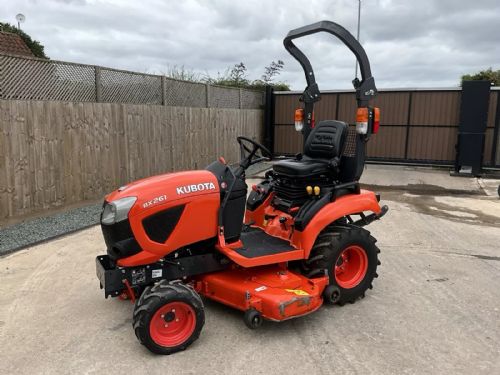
xmin=283 ymin=20 xmax=377 ymax=108
xmin=283 ymin=20 xmax=378 ymax=183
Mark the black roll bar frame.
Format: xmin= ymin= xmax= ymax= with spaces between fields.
xmin=283 ymin=20 xmax=377 ymax=140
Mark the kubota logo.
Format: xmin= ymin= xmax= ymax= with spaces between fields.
xmin=176 ymin=182 xmax=216 ymax=195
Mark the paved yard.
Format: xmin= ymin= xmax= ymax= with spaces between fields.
xmin=1 ymin=166 xmax=499 ymax=374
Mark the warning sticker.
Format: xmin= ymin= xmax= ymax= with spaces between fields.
xmin=152 ymin=269 xmax=162 ymax=278
xmin=255 ymin=286 xmax=267 ymax=292
xmin=131 ymin=268 xmax=145 ymax=285
xmin=285 ymin=289 xmax=309 ymax=296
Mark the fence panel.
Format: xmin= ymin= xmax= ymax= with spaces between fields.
xmin=0 ymin=100 xmax=263 ymax=221
xmin=0 ymin=53 xmax=265 ymax=109
xmin=241 ymin=89 xmax=265 ymax=109
xmin=100 ymin=68 xmax=162 ymax=104
xmin=485 ymin=91 xmax=499 ymax=166
xmin=164 ymin=79 xmax=207 ymax=107
xmin=0 ymin=54 xmax=96 ymax=101
xmin=209 ymin=85 xmax=241 ymax=108
xmin=0 ymin=53 xmax=268 ymax=221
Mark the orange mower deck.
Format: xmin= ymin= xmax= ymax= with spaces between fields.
xmin=194 ymin=266 xmax=329 ymax=321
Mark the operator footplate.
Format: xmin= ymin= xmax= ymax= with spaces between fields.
xmin=235 ymin=227 xmax=295 ymax=258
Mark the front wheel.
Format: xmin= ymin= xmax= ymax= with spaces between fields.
xmin=133 ymin=280 xmax=205 ymax=355
xmin=305 ymin=224 xmax=380 ymax=305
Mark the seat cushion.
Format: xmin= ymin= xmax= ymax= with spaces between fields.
xmin=273 ymin=158 xmax=329 ymax=177
xmin=273 ymin=120 xmax=348 ymax=178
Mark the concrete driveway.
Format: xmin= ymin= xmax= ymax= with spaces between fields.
xmin=1 ymin=166 xmax=499 ymax=374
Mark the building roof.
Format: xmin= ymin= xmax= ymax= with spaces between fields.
xmin=0 ymin=31 xmax=34 ymax=56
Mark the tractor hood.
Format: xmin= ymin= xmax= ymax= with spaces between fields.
xmin=104 ymin=170 xmax=220 ymax=218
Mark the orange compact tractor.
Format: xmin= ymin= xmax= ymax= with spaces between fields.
xmin=96 ymin=20 xmax=388 ymax=354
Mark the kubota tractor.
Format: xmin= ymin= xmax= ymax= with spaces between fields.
xmin=96 ymin=20 xmax=388 ymax=354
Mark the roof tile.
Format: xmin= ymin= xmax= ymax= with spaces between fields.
xmin=0 ymin=31 xmax=34 ymax=56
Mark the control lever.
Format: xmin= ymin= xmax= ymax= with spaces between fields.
xmin=328 ymin=157 xmax=340 ymax=172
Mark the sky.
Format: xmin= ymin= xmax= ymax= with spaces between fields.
xmin=3 ymin=0 xmax=499 ymax=90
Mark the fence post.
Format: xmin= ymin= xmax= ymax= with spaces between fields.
xmin=239 ymin=88 xmax=243 ymax=109
xmin=404 ymin=91 xmax=413 ymax=160
xmin=263 ymin=85 xmax=275 ymax=154
xmin=95 ymin=66 xmax=102 ymax=102
xmin=205 ymin=84 xmax=211 ymax=108
xmin=490 ymin=91 xmax=500 ymax=166
xmin=161 ymin=76 xmax=166 ymax=106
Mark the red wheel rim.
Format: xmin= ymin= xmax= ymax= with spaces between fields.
xmin=149 ymin=302 xmax=196 ymax=347
xmin=334 ymin=245 xmax=368 ymax=289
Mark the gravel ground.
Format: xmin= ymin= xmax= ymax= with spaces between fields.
xmin=0 ymin=203 xmax=102 ymax=256
xmin=0 ymin=163 xmax=272 ymax=256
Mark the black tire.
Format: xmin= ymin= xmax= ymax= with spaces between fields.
xmin=244 ymin=309 xmax=263 ymax=329
xmin=133 ymin=280 xmax=205 ymax=355
xmin=304 ymin=224 xmax=380 ymax=305
xmin=323 ymin=285 xmax=341 ymax=304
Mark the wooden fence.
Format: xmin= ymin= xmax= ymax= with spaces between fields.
xmin=0 ymin=100 xmax=263 ymax=221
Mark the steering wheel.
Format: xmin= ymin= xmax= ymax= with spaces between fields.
xmin=236 ymin=136 xmax=272 ymax=169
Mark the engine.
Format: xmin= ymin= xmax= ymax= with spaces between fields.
xmin=270 ymin=171 xmax=336 ymax=211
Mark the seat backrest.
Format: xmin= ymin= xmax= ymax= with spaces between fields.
xmin=339 ymin=127 xmax=365 ymax=183
xmin=304 ymin=120 xmax=348 ymax=159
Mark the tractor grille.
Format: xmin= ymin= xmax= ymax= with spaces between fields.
xmin=101 ymin=219 xmax=134 ymax=250
xmin=101 ymin=201 xmax=141 ymax=261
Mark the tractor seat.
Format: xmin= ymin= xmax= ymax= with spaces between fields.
xmin=273 ymin=158 xmax=330 ymax=177
xmin=273 ymin=120 xmax=348 ymax=177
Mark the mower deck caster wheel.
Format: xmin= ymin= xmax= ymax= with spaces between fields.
xmin=323 ymin=285 xmax=341 ymax=305
xmin=244 ymin=309 xmax=263 ymax=329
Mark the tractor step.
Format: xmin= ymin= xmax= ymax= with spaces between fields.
xmin=235 ymin=226 xmax=295 ymax=258
xmin=194 ymin=266 xmax=328 ymax=321
xmin=216 ymin=227 xmax=304 ymax=267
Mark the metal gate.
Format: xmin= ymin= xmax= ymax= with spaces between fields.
xmin=272 ymin=88 xmax=500 ymax=167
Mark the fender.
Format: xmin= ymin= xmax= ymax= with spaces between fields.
xmin=292 ymin=189 xmax=381 ymax=258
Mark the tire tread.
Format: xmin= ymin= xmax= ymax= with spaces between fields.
xmin=305 ymin=224 xmax=380 ymax=305
xmin=132 ymin=280 xmax=204 ymax=355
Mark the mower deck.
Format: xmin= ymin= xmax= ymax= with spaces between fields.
xmin=194 ymin=265 xmax=328 ymax=321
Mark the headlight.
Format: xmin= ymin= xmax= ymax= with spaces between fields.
xmin=101 ymin=197 xmax=137 ymax=225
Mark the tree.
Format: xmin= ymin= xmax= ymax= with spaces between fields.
xmin=164 ymin=65 xmax=201 ymax=82
xmin=261 ymin=60 xmax=284 ymax=84
xmin=461 ymin=68 xmax=500 ymax=86
xmin=0 ymin=22 xmax=48 ymax=59
xmin=202 ymin=61 xmax=289 ymax=91
xmin=167 ymin=60 xmax=290 ymax=91
xmin=229 ymin=62 xmax=248 ymax=85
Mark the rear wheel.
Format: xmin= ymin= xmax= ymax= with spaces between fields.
xmin=304 ymin=224 xmax=380 ymax=305
xmin=133 ymin=280 xmax=204 ymax=355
